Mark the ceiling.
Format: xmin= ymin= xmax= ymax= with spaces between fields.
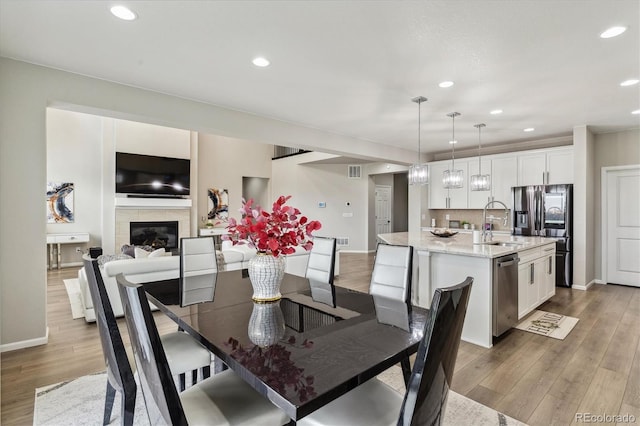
xmin=1 ymin=1 xmax=638 ymax=157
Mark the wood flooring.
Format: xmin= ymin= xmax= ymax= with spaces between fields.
xmin=2 ymin=253 xmax=639 ymax=425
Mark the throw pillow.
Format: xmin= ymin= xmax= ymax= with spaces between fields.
xmin=135 ymin=247 xmax=166 ymax=258
xmin=148 ymin=248 xmax=168 ymax=258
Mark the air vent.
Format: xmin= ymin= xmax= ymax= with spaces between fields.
xmin=347 ymin=165 xmax=361 ymax=179
xmin=336 ymin=237 xmax=350 ymax=246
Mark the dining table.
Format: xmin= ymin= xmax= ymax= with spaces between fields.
xmin=143 ymin=269 xmax=429 ymax=423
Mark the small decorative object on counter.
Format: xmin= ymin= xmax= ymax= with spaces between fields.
xmin=225 ymin=195 xmax=322 ymax=302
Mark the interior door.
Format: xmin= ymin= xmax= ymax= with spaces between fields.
xmin=375 ymin=185 xmax=392 ymax=235
xmin=605 ymin=167 xmax=640 ymax=287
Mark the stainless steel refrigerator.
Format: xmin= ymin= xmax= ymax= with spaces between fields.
xmin=512 ymin=184 xmax=573 ymax=287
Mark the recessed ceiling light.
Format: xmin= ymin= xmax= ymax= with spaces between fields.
xmin=490 ymin=109 xmax=503 ymax=115
xmin=632 ymin=109 xmax=640 ymax=115
xmin=252 ymin=57 xmax=270 ymax=67
xmin=110 ymin=5 xmax=137 ymax=21
xmin=449 ymin=140 xmax=458 ymax=144
xmin=523 ymin=128 xmax=535 ymax=132
xmin=620 ymin=79 xmax=639 ymax=86
xmin=439 ymin=81 xmax=454 ymax=88
xmin=600 ymin=26 xmax=626 ymax=38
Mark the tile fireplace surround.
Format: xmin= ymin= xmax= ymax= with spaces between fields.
xmin=114 ymin=208 xmax=190 ymax=253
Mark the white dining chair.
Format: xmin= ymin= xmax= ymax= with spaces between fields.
xmin=369 ymin=243 xmax=414 ymax=331
xmin=116 ymin=274 xmax=290 ymax=426
xmin=306 ymin=237 xmax=337 ymax=307
xmin=180 ymin=236 xmax=218 ymax=306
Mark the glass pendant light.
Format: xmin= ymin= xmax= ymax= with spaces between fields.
xmin=443 ymin=112 xmax=464 ymax=189
xmin=408 ymin=96 xmax=429 ymax=185
xmin=470 ymin=123 xmax=491 ymax=191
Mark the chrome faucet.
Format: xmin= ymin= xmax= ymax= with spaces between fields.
xmin=482 ymin=200 xmax=509 ymax=242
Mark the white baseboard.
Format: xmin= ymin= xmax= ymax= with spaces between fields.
xmin=0 ymin=327 xmax=49 ymax=352
xmin=572 ymin=279 xmax=599 ymax=291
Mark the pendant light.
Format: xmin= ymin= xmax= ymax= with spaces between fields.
xmin=443 ymin=112 xmax=464 ymax=189
xmin=408 ymin=96 xmax=429 ymax=185
xmin=470 ymin=123 xmax=491 ymax=191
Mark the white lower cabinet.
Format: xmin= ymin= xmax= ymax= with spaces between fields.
xmin=517 ymin=243 xmax=556 ymax=320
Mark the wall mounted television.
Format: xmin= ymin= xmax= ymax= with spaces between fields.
xmin=115 ymin=152 xmax=190 ymax=197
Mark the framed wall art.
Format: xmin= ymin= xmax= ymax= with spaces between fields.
xmin=47 ymin=182 xmax=75 ymax=223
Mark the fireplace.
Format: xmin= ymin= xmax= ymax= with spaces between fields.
xmin=130 ymin=221 xmax=179 ymax=250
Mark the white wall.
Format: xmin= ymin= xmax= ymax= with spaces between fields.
xmin=271 ymin=152 xmax=370 ymax=252
xmin=197 ymin=134 xmax=273 ymax=226
xmin=594 ymin=129 xmax=640 ymax=280
xmin=46 ymin=109 xmax=104 ymax=265
xmin=0 ymin=58 xmax=414 ymax=350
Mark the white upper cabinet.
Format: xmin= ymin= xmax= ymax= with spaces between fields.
xmin=467 ymin=155 xmax=518 ymax=209
xmin=428 ymin=159 xmax=468 ymax=209
xmin=517 ymin=147 xmax=573 ymax=186
xmin=491 ymin=155 xmax=518 ymax=209
xmin=546 ymin=148 xmax=573 ymax=184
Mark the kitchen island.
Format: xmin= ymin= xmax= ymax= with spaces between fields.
xmin=378 ymin=231 xmax=556 ymax=348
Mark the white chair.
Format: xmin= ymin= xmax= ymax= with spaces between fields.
xmin=298 ymin=277 xmax=473 ymax=426
xmin=180 ymin=237 xmax=218 ymax=306
xmin=369 ymin=243 xmax=413 ymax=332
xmin=305 ymin=237 xmax=337 ymax=307
xmin=116 ymin=274 xmax=290 ymax=426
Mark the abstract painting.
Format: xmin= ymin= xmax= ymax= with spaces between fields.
xmin=47 ymin=182 xmax=75 ymax=223
xmin=207 ymin=188 xmax=229 ymax=222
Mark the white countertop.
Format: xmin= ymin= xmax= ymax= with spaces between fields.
xmin=378 ymin=231 xmax=555 ymax=259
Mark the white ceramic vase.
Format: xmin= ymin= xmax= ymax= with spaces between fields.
xmin=247 ymin=301 xmax=286 ymax=347
xmin=247 ymin=252 xmax=286 ymax=302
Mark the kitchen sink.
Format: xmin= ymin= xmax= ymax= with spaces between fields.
xmin=483 ymin=241 xmax=525 ymax=248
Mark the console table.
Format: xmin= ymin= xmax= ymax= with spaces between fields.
xmin=199 ymin=228 xmax=228 ymax=246
xmin=47 ymin=232 xmax=90 ymax=270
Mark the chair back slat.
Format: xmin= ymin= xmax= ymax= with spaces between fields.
xmin=398 ymin=277 xmax=473 ymax=426
xmin=117 ymin=275 xmax=188 ymax=426
xmin=180 ymin=237 xmax=217 ymax=306
xmin=370 ymin=244 xmax=413 ymax=331
xmin=82 ymin=257 xmax=135 ymax=393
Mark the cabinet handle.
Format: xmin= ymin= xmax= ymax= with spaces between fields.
xmin=544 ymin=247 xmax=554 ymax=252
xmin=530 ymin=263 xmax=535 ymax=284
xmin=548 ymin=257 xmax=552 ymax=275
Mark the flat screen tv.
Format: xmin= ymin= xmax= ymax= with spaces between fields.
xmin=115 ymin=152 xmax=190 ymax=197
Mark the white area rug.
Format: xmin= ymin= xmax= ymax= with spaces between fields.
xmin=63 ymin=278 xmax=85 ymax=320
xmin=34 ymin=368 xmax=526 ymax=426
xmin=515 ymin=310 xmax=579 ymax=340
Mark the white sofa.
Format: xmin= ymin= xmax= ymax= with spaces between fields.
xmin=78 ymin=243 xmax=331 ymax=323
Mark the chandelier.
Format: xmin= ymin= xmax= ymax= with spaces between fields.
xmin=408 ymin=96 xmax=428 ymax=185
xmin=470 ymin=123 xmax=491 ymax=191
xmin=443 ymin=112 xmax=464 ymax=189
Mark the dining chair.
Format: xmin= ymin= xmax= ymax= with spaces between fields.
xmin=116 ymin=274 xmax=291 ymax=426
xmin=83 ymin=257 xmax=136 ymax=426
xmin=305 ymin=236 xmax=337 ymax=307
xmin=180 ymin=236 xmax=218 ymax=306
xmin=83 ymin=257 xmax=212 ymax=400
xmin=369 ymin=243 xmax=414 ymax=332
xmin=297 ymin=276 xmax=473 ymax=426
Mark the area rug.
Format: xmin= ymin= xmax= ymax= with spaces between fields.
xmin=515 ymin=309 xmax=578 ymax=339
xmin=63 ymin=278 xmax=85 ymax=320
xmin=34 ymin=368 xmax=526 ymax=425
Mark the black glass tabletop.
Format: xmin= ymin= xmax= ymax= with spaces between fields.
xmin=143 ymin=269 xmax=427 ymax=421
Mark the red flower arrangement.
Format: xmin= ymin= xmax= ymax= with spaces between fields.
xmin=224 ymin=195 xmax=322 ymax=256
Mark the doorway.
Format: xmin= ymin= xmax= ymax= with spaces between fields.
xmin=602 ymin=166 xmax=640 ymax=287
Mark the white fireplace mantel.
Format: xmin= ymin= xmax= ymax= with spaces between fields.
xmin=114 ymin=197 xmax=192 ymax=209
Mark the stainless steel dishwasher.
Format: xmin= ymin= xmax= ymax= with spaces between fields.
xmin=493 ymin=253 xmax=520 ymax=337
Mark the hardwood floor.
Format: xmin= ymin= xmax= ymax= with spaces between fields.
xmin=2 ymin=253 xmax=638 ymax=425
